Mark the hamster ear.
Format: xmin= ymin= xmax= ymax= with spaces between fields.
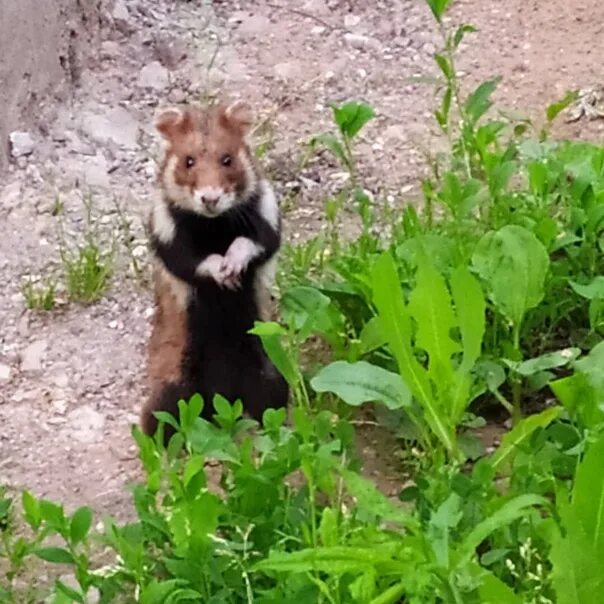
xmin=223 ymin=100 xmax=254 ymax=134
xmin=154 ymin=107 xmax=186 ymax=140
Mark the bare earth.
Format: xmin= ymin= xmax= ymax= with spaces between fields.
xmin=0 ymin=0 xmax=603 ymax=518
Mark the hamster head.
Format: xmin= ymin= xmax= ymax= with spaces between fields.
xmin=155 ymin=101 xmax=257 ymax=217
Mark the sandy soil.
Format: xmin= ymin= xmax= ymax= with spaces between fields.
xmin=0 ymin=0 xmax=603 ymax=519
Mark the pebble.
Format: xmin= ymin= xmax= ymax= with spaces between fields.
xmin=81 ymin=107 xmax=139 ymax=150
xmin=0 ymin=364 xmax=10 ymax=381
xmin=66 ymin=405 xmax=106 ymax=444
xmin=9 ymin=132 xmax=35 ymax=158
xmin=20 ymin=340 xmax=48 ymax=372
xmin=344 ymin=33 xmax=382 ymax=52
xmin=138 ymin=61 xmax=170 ymax=91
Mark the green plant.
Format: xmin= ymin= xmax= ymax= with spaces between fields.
xmin=59 ymin=196 xmax=115 ymax=304
xmin=21 ymin=276 xmax=57 ymax=311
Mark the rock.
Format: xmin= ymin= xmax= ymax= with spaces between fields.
xmin=82 ymin=154 xmax=111 ymax=188
xmin=273 ymin=61 xmax=303 ymax=81
xmin=9 ymin=132 xmax=35 ymax=158
xmin=100 ymin=40 xmax=120 ymax=60
xmin=344 ymin=14 xmax=361 ymax=28
xmin=237 ymin=14 xmax=272 ymax=37
xmin=138 ymin=61 xmax=170 ymax=91
xmin=0 ymin=181 xmax=21 ymax=210
xmin=67 ymin=405 xmax=106 ymax=444
xmin=344 ymin=33 xmax=382 ymax=52
xmin=112 ymin=0 xmax=131 ymax=33
xmin=20 ymin=340 xmax=48 ymax=372
xmin=153 ymin=35 xmax=187 ymax=70
xmin=168 ymin=87 xmax=187 ymax=104
xmin=303 ymin=0 xmax=330 ymax=15
xmin=0 ymin=364 xmax=10 ymax=381
xmin=81 ymin=107 xmax=139 ymax=149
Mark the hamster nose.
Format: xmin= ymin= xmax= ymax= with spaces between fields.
xmin=201 ymin=195 xmax=219 ymax=208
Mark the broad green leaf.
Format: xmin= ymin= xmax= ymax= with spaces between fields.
xmin=456 ymin=494 xmax=547 ymax=567
xmin=319 ymin=508 xmax=338 ymax=547
xmin=450 ymin=266 xmax=485 ymax=372
xmin=465 ymin=78 xmax=501 ymax=124
xmin=571 ymin=433 xmax=604 ymax=556
xmin=34 ymin=547 xmax=75 ymax=565
xmin=570 ymin=276 xmax=604 ymax=299
xmin=69 ymin=506 xmax=93 ymax=544
xmin=281 ymin=285 xmax=333 ymax=338
xmin=54 ymin=581 xmax=85 ymax=604
xmin=22 ymin=490 xmax=41 ymax=529
xmin=310 ymin=133 xmax=348 ymax=166
xmin=425 ymin=0 xmax=451 ymax=22
xmin=550 ymin=433 xmax=604 ymax=602
xmin=453 ymin=24 xmax=477 ymax=48
xmin=479 ymin=572 xmax=523 ymax=603
xmin=546 ymin=90 xmax=579 ymax=122
xmin=341 ymin=469 xmax=419 ymax=531
xmin=332 ymin=101 xmax=375 ymax=139
xmin=254 ymin=546 xmax=406 ymax=574
xmin=550 ymin=373 xmax=604 ymax=428
xmin=371 ymin=253 xmax=455 ymax=454
xmin=490 ymin=407 xmax=562 ymax=472
xmin=507 ymin=348 xmax=580 ymax=377
xmin=575 ymin=341 xmax=604 ymax=390
xmin=472 ymin=225 xmax=550 ymax=328
xmin=408 ymin=260 xmax=460 ymax=377
xmin=359 ymin=315 xmax=388 ymax=354
xmin=428 ymin=493 xmax=462 ymax=568
xmin=249 ymin=321 xmax=298 ymax=386
xmin=311 ymin=360 xmax=411 ymax=410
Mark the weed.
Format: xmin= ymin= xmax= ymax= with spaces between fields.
xmin=21 ymin=276 xmax=57 ymax=311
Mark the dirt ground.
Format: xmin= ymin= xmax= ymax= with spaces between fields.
xmin=0 ymin=0 xmax=603 ymax=519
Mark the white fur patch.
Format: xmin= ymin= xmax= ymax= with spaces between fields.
xmin=225 ymin=236 xmax=263 ymax=268
xmin=239 ymin=150 xmax=258 ymax=199
xmin=257 ymin=179 xmax=280 ymax=231
xmin=194 ymin=186 xmax=237 ymax=216
xmin=152 ymin=198 xmax=176 ymax=244
xmin=154 ymin=261 xmax=191 ymax=309
xmin=196 ymin=254 xmax=224 ymax=281
xmin=162 ymin=155 xmax=194 ymax=210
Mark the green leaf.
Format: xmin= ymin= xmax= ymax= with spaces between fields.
xmin=453 ymin=24 xmax=477 ymax=48
xmin=450 ymin=266 xmax=486 ymax=373
xmin=54 ymin=580 xmax=85 ymax=603
xmin=546 ymin=90 xmax=579 ymax=122
xmin=570 ymin=276 xmax=604 ymax=299
xmin=69 ymin=506 xmax=93 ymax=544
xmin=551 ymin=433 xmax=604 ymax=602
xmin=465 ymin=78 xmax=501 ymax=124
xmin=425 ymin=0 xmax=451 ymax=23
xmin=332 ymin=101 xmax=375 ymax=139
xmin=319 ymin=508 xmax=338 ymax=547
xmin=507 ymin=348 xmax=581 ymax=377
xmin=472 ymin=225 xmax=550 ymax=328
xmin=434 ymin=54 xmax=452 ymax=80
xmin=575 ymin=341 xmax=604 ymax=391
xmin=479 ymin=572 xmax=523 ymax=603
xmin=371 ymin=253 xmax=455 ymax=454
xmin=249 ymin=321 xmax=298 ymax=386
xmin=408 ymin=259 xmax=460 ymax=377
xmin=311 ymin=360 xmax=411 ymax=410
xmin=34 ymin=547 xmax=75 ymax=565
xmin=341 ymin=469 xmax=419 ymax=531
xmin=456 ymin=494 xmax=547 ymax=567
xmin=310 ymin=133 xmax=348 ymax=166
xmin=490 ymin=407 xmax=562 ymax=472
xmin=281 ymin=285 xmax=340 ymax=339
xmin=359 ymin=316 xmax=388 ymax=354
xmin=254 ymin=546 xmax=406 ymax=574
xmin=550 ymin=373 xmax=604 ymax=428
xmin=22 ymin=490 xmax=41 ymax=529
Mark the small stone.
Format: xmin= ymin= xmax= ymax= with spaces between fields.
xmin=344 ymin=14 xmax=361 ymax=28
xmin=311 ymin=25 xmax=326 ymax=35
xmin=168 ymin=87 xmax=187 ymax=104
xmin=20 ymin=340 xmax=48 ymax=372
xmin=81 ymin=107 xmax=139 ymax=149
xmin=0 ymin=364 xmax=10 ymax=381
xmin=9 ymin=132 xmax=35 ymax=158
xmin=303 ymin=0 xmax=329 ymax=15
xmin=67 ymin=405 xmax=106 ymax=444
xmin=138 ymin=61 xmax=170 ymax=91
xmin=344 ymin=33 xmax=381 ymax=52
xmin=109 ymin=320 xmax=118 ymax=329
xmin=100 ymin=40 xmax=120 ymax=60
xmin=111 ymin=0 xmax=130 ymax=25
xmin=273 ymin=61 xmax=303 ymax=81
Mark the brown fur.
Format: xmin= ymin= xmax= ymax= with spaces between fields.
xmin=141 ymin=264 xmax=189 ymax=434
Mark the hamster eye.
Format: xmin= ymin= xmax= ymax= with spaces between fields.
xmin=221 ymin=154 xmax=232 ymax=167
xmin=185 ymin=156 xmax=195 ymax=169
